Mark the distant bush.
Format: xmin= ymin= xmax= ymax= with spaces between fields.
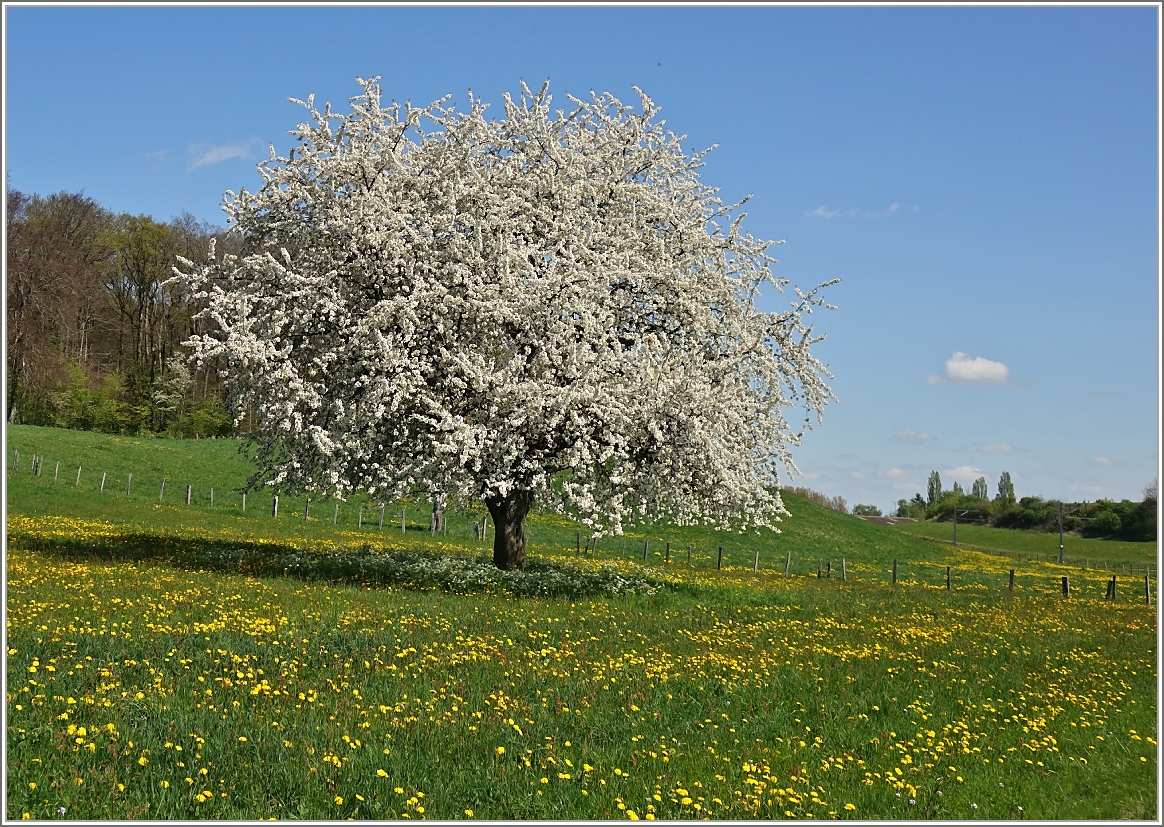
xmin=785 ymin=487 xmax=848 ymax=514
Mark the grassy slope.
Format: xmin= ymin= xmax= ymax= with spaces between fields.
xmin=891 ymin=519 xmax=1156 ymax=567
xmin=6 ymin=424 xmax=1154 ymax=592
xmin=5 ymin=424 xmax=938 ymax=569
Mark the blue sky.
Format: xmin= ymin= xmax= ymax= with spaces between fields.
xmin=4 ymin=4 xmax=1160 ymax=513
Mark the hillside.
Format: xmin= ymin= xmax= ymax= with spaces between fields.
xmin=6 ymin=424 xmax=953 ymax=574
xmin=5 ymin=424 xmax=1153 ymax=591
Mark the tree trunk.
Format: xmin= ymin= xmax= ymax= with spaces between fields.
xmin=429 ymin=494 xmax=445 ymax=534
xmin=485 ymin=489 xmax=533 ymax=570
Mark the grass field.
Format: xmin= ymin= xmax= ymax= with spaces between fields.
xmin=891 ymin=519 xmax=1157 ymax=569
xmin=5 ymin=425 xmax=1159 ymax=820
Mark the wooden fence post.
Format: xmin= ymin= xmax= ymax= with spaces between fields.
xmin=75 ymin=466 xmax=82 ymax=486
xmin=892 ymin=559 xmax=897 ymax=586
xmin=643 ymin=538 xmax=648 ymax=562
xmin=333 ymin=502 xmax=339 ymax=525
xmin=827 ymin=561 xmax=832 ymax=578
xmin=399 ymin=507 xmax=403 ymax=533
xmin=54 ymin=461 xmax=60 ymax=481
xmin=817 ymin=559 xmax=822 ymax=578
xmin=1008 ymin=569 xmax=1015 ymax=593
xmin=687 ymin=545 xmax=691 ymax=567
xmin=185 ymin=485 xmax=192 ymax=505
xmin=358 ymin=505 xmax=363 ymax=528
xmin=100 ymin=472 xmax=106 ymax=492
xmin=717 ymin=546 xmax=723 ymax=570
xmin=665 ymin=542 xmax=670 ymax=563
xmin=841 ymin=558 xmax=847 ymax=582
xmin=378 ymin=503 xmax=386 ymax=530
xmin=305 ymin=498 xmax=311 ymax=520
xmin=241 ymin=492 xmax=246 ymax=511
xmin=210 ymin=488 xmax=214 ymax=508
xmin=272 ymin=495 xmax=279 ymax=517
xmin=577 ymin=531 xmax=581 ymax=555
xmin=1061 ymin=575 xmax=1069 ymax=597
xmin=753 ymin=548 xmax=760 ymax=573
xmin=946 ymin=566 xmax=951 ymax=590
xmin=784 ymin=551 xmax=791 ymax=576
xmin=1146 ymin=574 xmax=1152 ymax=606
xmin=158 ymin=478 xmax=165 ymax=501
xmin=127 ymin=472 xmax=132 ymax=495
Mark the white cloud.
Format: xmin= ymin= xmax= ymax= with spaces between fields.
xmin=943 ymin=465 xmax=983 ymax=484
xmin=1091 ymin=456 xmax=1116 ymax=465
xmin=894 ymin=430 xmax=934 ymax=443
xmin=806 ymin=205 xmax=840 ymax=218
xmin=884 ymin=467 xmax=908 ymax=478
xmin=888 ymin=202 xmax=901 ymax=213
xmin=928 ymin=351 xmax=1010 ymax=385
xmin=978 ymin=442 xmax=1014 ymax=453
xmin=187 ymin=139 xmax=259 ymax=170
xmin=849 ymin=471 xmax=867 ymax=481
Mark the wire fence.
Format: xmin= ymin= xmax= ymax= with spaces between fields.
xmin=9 ymin=447 xmax=1158 ymax=605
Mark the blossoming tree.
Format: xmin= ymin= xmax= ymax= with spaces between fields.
xmin=176 ymin=77 xmax=837 ymax=570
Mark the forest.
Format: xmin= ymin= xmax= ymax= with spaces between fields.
xmin=6 ymin=187 xmax=237 ymax=438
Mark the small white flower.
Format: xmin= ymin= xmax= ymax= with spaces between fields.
xmin=971 ymin=803 xmax=978 ymax=809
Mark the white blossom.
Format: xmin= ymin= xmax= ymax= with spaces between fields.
xmin=174 ymin=77 xmax=837 ymax=568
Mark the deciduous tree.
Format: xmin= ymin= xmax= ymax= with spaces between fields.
xmin=927 ymin=471 xmax=942 ymax=506
xmin=176 ymin=77 xmax=837 ymax=569
xmin=971 ymin=475 xmax=988 ymax=499
xmin=996 ymin=471 xmax=1016 ymax=507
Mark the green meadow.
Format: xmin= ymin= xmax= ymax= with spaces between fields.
xmin=890 ymin=519 xmax=1156 ymax=569
xmin=5 ymin=424 xmax=1158 ymax=820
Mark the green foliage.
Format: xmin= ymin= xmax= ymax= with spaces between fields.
xmin=926 ymin=491 xmax=991 ymax=523
xmin=852 ymin=503 xmax=881 ymax=516
xmin=1085 ymin=508 xmax=1122 ymax=538
xmin=894 ymin=496 xmax=926 ymax=519
xmin=926 ymin=470 xmax=941 ymax=506
xmin=995 ymin=471 xmax=1016 ymax=507
xmin=994 ymin=495 xmax=1054 ymax=531
xmin=51 ymin=363 xmax=131 ymax=434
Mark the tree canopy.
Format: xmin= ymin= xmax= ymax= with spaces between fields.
xmin=176 ymin=77 xmax=837 ymax=569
